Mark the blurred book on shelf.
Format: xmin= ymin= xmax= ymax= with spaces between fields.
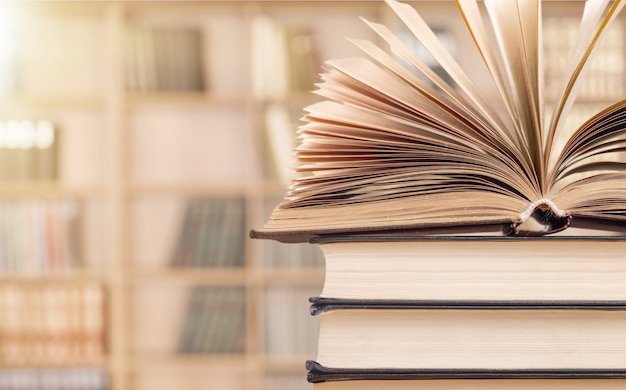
xmin=261 ymin=197 xmax=324 ymax=269
xmin=0 ymin=12 xmax=18 ymax=98
xmin=0 ymin=199 xmax=82 ymax=275
xmin=0 ymin=282 xmax=105 ymax=367
xmin=0 ymin=369 xmax=108 ymax=390
xmin=0 ymin=120 xmax=58 ymax=182
xmin=261 ymin=105 xmax=300 ymax=184
xmin=252 ymin=15 xmax=319 ymax=99
xmin=543 ymin=16 xmax=625 ymax=135
xmin=261 ymin=240 xmax=323 ymax=269
xmin=177 ymin=286 xmax=245 ymax=355
xmin=169 ymin=198 xmax=245 ymax=268
xmin=544 ymin=16 xmax=625 ymax=103
xmin=265 ymin=286 xmax=319 ymax=358
xmin=124 ymin=25 xmax=205 ymax=92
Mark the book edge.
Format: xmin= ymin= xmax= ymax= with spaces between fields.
xmin=305 ymin=361 xmax=626 ymax=383
xmin=251 ymin=214 xmax=626 ymax=243
xmin=308 ymin=297 xmax=626 ymax=315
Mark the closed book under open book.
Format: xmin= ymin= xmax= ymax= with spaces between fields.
xmin=308 ymin=379 xmax=626 ymax=390
xmin=309 ymin=236 xmax=626 ymax=303
xmin=310 ymin=308 xmax=626 ymax=377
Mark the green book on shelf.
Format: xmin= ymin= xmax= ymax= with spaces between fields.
xmin=251 ymin=0 xmax=626 ymax=243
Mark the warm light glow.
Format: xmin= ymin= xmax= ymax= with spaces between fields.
xmin=35 ymin=120 xmax=55 ymax=149
xmin=0 ymin=122 xmax=4 ymax=148
xmin=5 ymin=120 xmax=21 ymax=149
xmin=17 ymin=119 xmax=35 ymax=150
xmin=0 ymin=120 xmax=55 ymax=150
xmin=0 ymin=1 xmax=18 ymax=95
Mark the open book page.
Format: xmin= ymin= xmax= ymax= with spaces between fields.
xmin=343 ymin=33 xmax=536 ymax=187
xmin=546 ymin=0 xmax=626 ymax=171
xmin=455 ymin=1 xmax=528 ymax=157
xmin=548 ymin=102 xmax=626 ymax=218
xmin=549 ymin=100 xmax=626 ymax=187
xmin=484 ymin=0 xmax=544 ymax=183
xmin=310 ymin=66 xmax=533 ymax=189
xmin=265 ymin=192 xmax=524 ymax=234
xmin=345 ymin=37 xmax=504 ymax=147
xmin=294 ymin=100 xmax=540 ymax=203
xmin=382 ymin=0 xmax=519 ymax=155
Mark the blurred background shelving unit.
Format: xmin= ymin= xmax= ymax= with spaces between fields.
xmin=0 ymin=1 xmax=623 ymax=390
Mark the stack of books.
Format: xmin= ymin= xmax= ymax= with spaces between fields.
xmin=305 ymin=236 xmax=626 ymax=389
xmin=253 ymin=0 xmax=626 ymax=388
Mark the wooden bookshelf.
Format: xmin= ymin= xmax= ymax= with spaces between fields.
xmin=1 ymin=1 xmax=624 ymax=390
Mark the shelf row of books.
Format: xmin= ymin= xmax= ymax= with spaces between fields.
xmin=543 ymin=16 xmax=625 ymax=102
xmin=0 ymin=120 xmax=58 ymax=182
xmin=169 ymin=198 xmax=245 ymax=268
xmin=0 ymin=199 xmax=81 ymax=274
xmin=251 ymin=16 xmax=319 ymax=99
xmin=261 ymin=106 xmax=300 ymax=184
xmin=124 ymin=25 xmax=205 ymax=92
xmin=0 ymin=369 xmax=107 ymax=390
xmin=260 ymin=241 xmax=323 ymax=269
xmin=0 ymin=283 xmax=105 ymax=366
xmin=177 ymin=286 xmax=245 ymax=355
xmin=264 ymin=286 xmax=319 ymax=358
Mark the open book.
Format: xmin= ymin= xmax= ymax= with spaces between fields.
xmin=253 ymin=0 xmax=626 ymax=242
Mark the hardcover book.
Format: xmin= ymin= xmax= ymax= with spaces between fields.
xmin=252 ymin=0 xmax=626 ymax=243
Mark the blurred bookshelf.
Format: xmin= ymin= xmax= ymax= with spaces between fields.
xmin=0 ymin=1 xmax=624 ymax=390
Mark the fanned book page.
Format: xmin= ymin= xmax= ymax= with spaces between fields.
xmin=253 ymin=0 xmax=626 ymax=243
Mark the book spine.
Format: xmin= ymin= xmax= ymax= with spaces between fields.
xmin=0 ymin=283 xmax=105 ymax=367
xmin=169 ymin=198 xmax=246 ymax=268
xmin=0 ymin=199 xmax=82 ymax=274
xmin=0 ymin=369 xmax=108 ymax=389
xmin=125 ymin=25 xmax=205 ymax=92
xmin=308 ymin=297 xmax=626 ymax=315
xmin=0 ymin=120 xmax=58 ymax=182
xmin=177 ymin=286 xmax=246 ymax=354
xmin=265 ymin=286 xmax=320 ymax=358
xmin=306 ymin=360 xmax=626 ymax=383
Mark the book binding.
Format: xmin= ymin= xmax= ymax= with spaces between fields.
xmin=308 ymin=297 xmax=626 ymax=315
xmin=306 ymin=361 xmax=626 ymax=383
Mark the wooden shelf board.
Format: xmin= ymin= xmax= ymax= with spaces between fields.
xmin=126 ymin=92 xmax=246 ymax=109
xmin=130 ymin=354 xmax=248 ymax=372
xmin=0 ymin=182 xmax=105 ymax=197
xmin=251 ymin=268 xmax=325 ymax=285
xmin=129 ymin=182 xmax=248 ymax=197
xmin=256 ymin=92 xmax=321 ymax=107
xmin=0 ymin=270 xmax=107 ymax=284
xmin=129 ymin=268 xmax=247 ymax=286
xmin=15 ymin=1 xmax=109 ymax=17
xmin=0 ymin=358 xmax=107 ymax=369
xmin=0 ymin=97 xmax=104 ymax=110
xmin=261 ymin=356 xmax=312 ymax=373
